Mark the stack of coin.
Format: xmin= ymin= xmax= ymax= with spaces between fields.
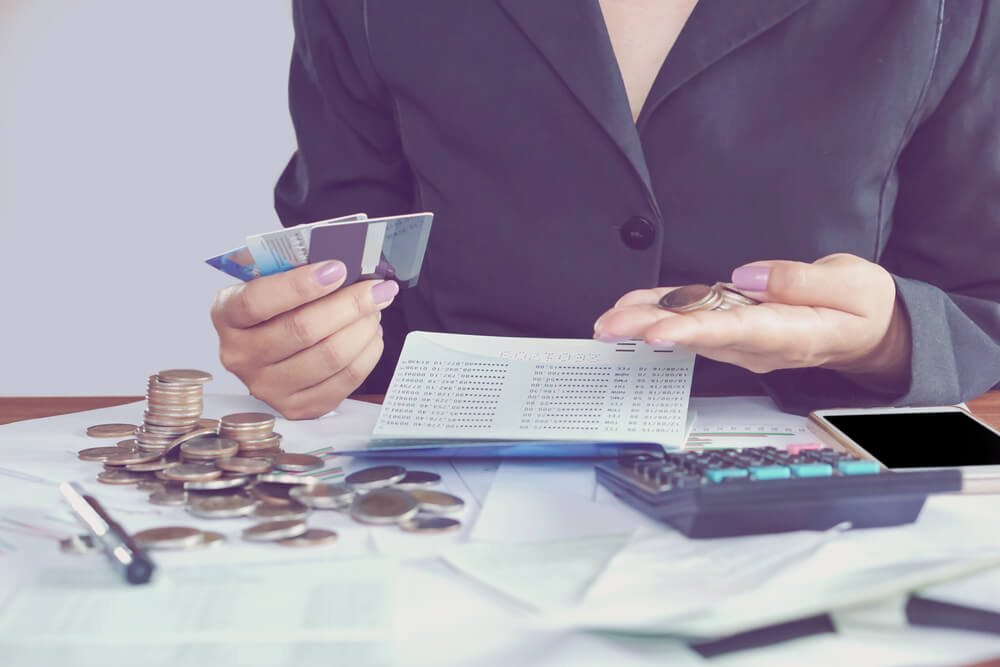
xmin=658 ymin=282 xmax=759 ymax=313
xmin=75 ymin=388 xmax=468 ymax=551
xmin=219 ymin=412 xmax=282 ymax=455
xmin=137 ymin=369 xmax=213 ymax=452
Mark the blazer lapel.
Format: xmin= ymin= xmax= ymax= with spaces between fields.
xmin=497 ymin=0 xmax=815 ymax=201
xmin=641 ymin=0 xmax=814 ymax=125
xmin=496 ymin=0 xmax=653 ymax=195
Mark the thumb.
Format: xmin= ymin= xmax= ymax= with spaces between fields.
xmin=730 ymin=255 xmax=879 ymax=314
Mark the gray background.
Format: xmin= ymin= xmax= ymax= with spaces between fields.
xmin=1 ymin=1 xmax=296 ymax=395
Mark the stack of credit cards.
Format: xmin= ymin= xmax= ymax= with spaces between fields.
xmin=206 ymin=212 xmax=433 ymax=288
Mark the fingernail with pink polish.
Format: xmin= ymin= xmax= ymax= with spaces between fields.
xmin=315 ymin=261 xmax=346 ymax=286
xmin=731 ymin=265 xmax=770 ymax=291
xmin=596 ymin=333 xmax=629 ymax=343
xmin=371 ymin=280 xmax=399 ymax=305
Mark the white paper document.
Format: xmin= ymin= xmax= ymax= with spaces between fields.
xmin=684 ymin=396 xmax=812 ymax=449
xmin=374 ymin=332 xmax=695 ymax=446
xmin=548 ymin=492 xmax=1000 ymax=638
xmin=0 ymin=558 xmax=397 ymax=643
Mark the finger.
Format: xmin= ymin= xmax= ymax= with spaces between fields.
xmin=729 ymin=254 xmax=892 ymax=316
xmin=213 ymin=261 xmax=349 ymax=330
xmin=233 ymin=279 xmax=396 ymax=365
xmin=673 ymin=344 xmax=788 ymax=375
xmin=256 ymin=313 xmax=381 ymax=395
xmin=613 ymin=287 xmax=676 ymax=309
xmin=279 ymin=334 xmax=385 ymax=420
xmin=595 ymin=303 xmax=678 ymax=340
xmin=642 ymin=303 xmax=867 ymax=366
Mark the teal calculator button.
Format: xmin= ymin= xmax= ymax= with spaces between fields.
xmin=748 ymin=465 xmax=791 ymax=480
xmin=705 ymin=468 xmax=749 ymax=483
xmin=790 ymin=463 xmax=833 ymax=478
xmin=837 ymin=460 xmax=880 ymax=475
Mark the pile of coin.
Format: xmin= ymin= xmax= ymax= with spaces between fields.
xmin=219 ymin=412 xmax=282 ymax=455
xmin=72 ymin=372 xmax=467 ymax=552
xmin=136 ymin=369 xmax=214 ymax=452
xmin=343 ymin=465 xmax=464 ymax=534
xmin=658 ymin=282 xmax=759 ymax=313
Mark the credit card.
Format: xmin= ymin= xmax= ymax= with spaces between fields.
xmin=206 ymin=212 xmax=433 ymax=289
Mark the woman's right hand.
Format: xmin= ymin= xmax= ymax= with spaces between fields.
xmin=210 ymin=261 xmax=398 ymax=419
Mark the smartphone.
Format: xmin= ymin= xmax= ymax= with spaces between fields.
xmin=808 ymin=406 xmax=1000 ymax=493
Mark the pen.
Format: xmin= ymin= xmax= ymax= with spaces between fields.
xmin=59 ymin=481 xmax=156 ymax=585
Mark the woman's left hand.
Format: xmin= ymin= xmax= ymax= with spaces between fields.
xmin=593 ymin=253 xmax=912 ymax=393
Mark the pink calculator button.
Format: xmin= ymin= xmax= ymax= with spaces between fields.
xmin=786 ymin=443 xmax=825 ymax=455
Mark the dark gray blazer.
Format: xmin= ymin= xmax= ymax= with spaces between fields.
xmin=275 ymin=0 xmax=1000 ymax=413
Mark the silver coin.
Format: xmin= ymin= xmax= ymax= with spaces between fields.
xmin=251 ymin=502 xmax=311 ymax=522
xmin=289 ymin=483 xmax=354 ymax=510
xmin=350 ymin=489 xmax=419 ymax=525
xmin=162 ymin=427 xmax=220 ymax=461
xmin=160 ymin=463 xmax=222 ymax=482
xmin=220 ymin=412 xmax=276 ymax=429
xmin=125 ymin=460 xmax=172 ymax=472
xmin=86 ymin=423 xmax=138 ymax=438
xmin=59 ymin=534 xmax=99 ymax=555
xmin=272 ymin=453 xmax=325 ymax=473
xmin=96 ymin=469 xmax=148 ymax=485
xmin=276 ymin=528 xmax=338 ymax=548
xmin=409 ymin=490 xmax=465 ymax=515
xmin=133 ymin=526 xmax=204 ymax=550
xmin=241 ymin=520 xmax=307 ymax=542
xmin=399 ymin=516 xmax=462 ymax=535
xmin=149 ymin=489 xmax=189 ymax=507
xmin=180 ymin=436 xmax=240 ymax=460
xmin=234 ymin=434 xmax=283 ymax=451
xmin=196 ymin=531 xmax=226 ymax=549
xmin=157 ymin=369 xmax=213 ymax=384
xmin=103 ymin=448 xmax=164 ymax=466
xmin=256 ymin=473 xmax=318 ymax=486
xmin=215 ymin=456 xmax=272 ymax=475
xmin=658 ymin=284 xmax=722 ymax=313
xmin=137 ymin=480 xmax=166 ymax=493
xmin=183 ymin=476 xmax=249 ymax=491
xmin=712 ymin=282 xmax=760 ymax=307
xmin=393 ymin=470 xmax=442 ymax=490
xmin=188 ymin=495 xmax=257 ymax=519
xmin=345 ymin=465 xmax=407 ymax=490
xmin=238 ymin=447 xmax=284 ymax=460
xmin=77 ymin=446 xmax=127 ymax=462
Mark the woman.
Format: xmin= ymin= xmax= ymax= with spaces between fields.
xmin=211 ymin=0 xmax=1000 ymax=418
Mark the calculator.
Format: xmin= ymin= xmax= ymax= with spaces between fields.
xmin=595 ymin=445 xmax=962 ymax=538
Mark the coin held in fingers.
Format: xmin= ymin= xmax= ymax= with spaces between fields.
xmin=658 ymin=282 xmax=759 ymax=313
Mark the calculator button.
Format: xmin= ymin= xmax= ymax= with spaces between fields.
xmin=837 ymin=460 xmax=880 ymax=475
xmin=705 ymin=468 xmax=749 ymax=483
xmin=786 ymin=443 xmax=825 ymax=455
xmin=748 ymin=465 xmax=791 ymax=481
xmin=636 ymin=462 xmax=662 ymax=479
xmin=790 ymin=463 xmax=834 ymax=478
xmin=672 ymin=474 xmax=704 ymax=488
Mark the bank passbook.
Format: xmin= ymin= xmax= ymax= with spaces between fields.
xmin=338 ymin=332 xmax=697 ymax=458
xmin=206 ymin=212 xmax=433 ymax=287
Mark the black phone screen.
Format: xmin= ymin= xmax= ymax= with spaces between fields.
xmin=824 ymin=411 xmax=1000 ymax=469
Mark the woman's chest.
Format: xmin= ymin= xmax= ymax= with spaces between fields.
xmin=598 ymin=0 xmax=699 ymax=121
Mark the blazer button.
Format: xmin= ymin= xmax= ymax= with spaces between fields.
xmin=620 ymin=216 xmax=656 ymax=250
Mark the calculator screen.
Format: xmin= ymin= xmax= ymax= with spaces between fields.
xmin=825 ymin=411 xmax=1000 ymax=469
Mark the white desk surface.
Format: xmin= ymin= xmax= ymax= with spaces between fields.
xmin=2 ymin=396 xmax=999 ymax=667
